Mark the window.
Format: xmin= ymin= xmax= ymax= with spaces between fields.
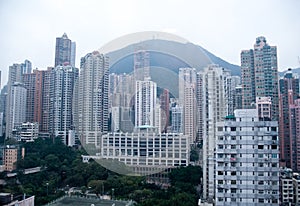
xmin=271 ymin=145 xmax=277 ymax=149
xmin=231 ymin=127 xmax=236 ymax=131
xmin=258 ymin=145 xmax=264 ymax=149
xmin=259 ymin=199 xmax=264 ymax=203
xmin=258 ymin=172 xmax=264 ymax=176
xmin=218 ymin=180 xmax=223 ymax=184
xmin=231 ymin=145 xmax=236 ymax=149
xmin=231 ymin=180 xmax=236 ymax=185
xmin=258 ymin=190 xmax=264 ymax=194
xmin=272 ymin=154 xmax=277 ymax=158
xmin=231 ymin=188 xmax=237 ymax=193
xmin=271 ymin=127 xmax=277 ymax=131
xmin=258 ymin=181 xmax=264 ymax=185
xmin=218 ymin=127 xmax=223 ymax=131
xmin=218 ymin=171 xmax=224 ymax=175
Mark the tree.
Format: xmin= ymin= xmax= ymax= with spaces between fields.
xmin=88 ymin=180 xmax=105 ymax=197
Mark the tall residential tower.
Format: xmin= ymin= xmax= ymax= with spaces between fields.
xmin=75 ymin=51 xmax=109 ymax=146
xmin=279 ymin=69 xmax=300 ymax=169
xmin=241 ymin=37 xmax=279 ymax=121
xmin=55 ymin=33 xmax=76 ymax=67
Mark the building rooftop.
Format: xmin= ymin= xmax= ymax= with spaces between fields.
xmin=48 ymin=196 xmax=133 ymax=206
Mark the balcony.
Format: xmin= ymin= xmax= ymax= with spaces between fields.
xmin=230 ymin=157 xmax=237 ymax=162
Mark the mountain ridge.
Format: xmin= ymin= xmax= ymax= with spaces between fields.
xmin=106 ymin=39 xmax=241 ymax=76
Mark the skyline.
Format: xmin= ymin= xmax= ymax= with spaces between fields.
xmin=0 ymin=0 xmax=300 ymax=87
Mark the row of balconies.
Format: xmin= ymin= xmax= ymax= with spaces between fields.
xmin=216 ymin=157 xmax=278 ymax=163
xmin=216 ymin=175 xmax=278 ymax=181
xmin=217 ymin=184 xmax=279 ymax=191
xmin=216 ymin=192 xmax=279 ymax=199
xmin=223 ymin=131 xmax=277 ymax=136
xmin=218 ymin=140 xmax=278 ymax=145
xmin=216 ymin=149 xmax=279 ymax=155
xmin=216 ymin=166 xmax=279 ymax=172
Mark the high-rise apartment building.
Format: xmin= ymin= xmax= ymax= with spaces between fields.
xmin=134 ymin=50 xmax=150 ymax=81
xmin=279 ymin=69 xmax=300 ymax=169
xmin=215 ymin=109 xmax=280 ymax=205
xmin=289 ymin=99 xmax=300 ymax=171
xmin=201 ymin=64 xmax=230 ymax=201
xmin=196 ymin=72 xmax=203 ymax=142
xmin=22 ymin=60 xmax=32 ymax=74
xmin=179 ymin=68 xmax=197 ymax=144
xmin=241 ymin=37 xmax=279 ymax=121
xmin=5 ymin=60 xmax=32 ymax=138
xmin=159 ymin=89 xmax=170 ymax=133
xmin=55 ymin=33 xmax=76 ymax=67
xmin=75 ymin=51 xmax=109 ymax=146
xmin=49 ymin=65 xmax=78 ymax=144
xmin=135 ymin=80 xmax=157 ymax=127
xmin=6 ymin=83 xmax=27 ymax=138
xmin=171 ymin=106 xmax=183 ymax=133
xmin=228 ymin=76 xmax=241 ymax=115
xmin=21 ymin=67 xmax=53 ymax=135
xmin=109 ymin=73 xmax=135 ymax=132
xmin=39 ymin=68 xmax=52 ymax=133
xmin=178 ymin=68 xmax=196 ymax=106
xmin=23 ymin=73 xmax=36 ymax=123
xmin=71 ymin=42 xmax=76 ymax=67
xmin=184 ymin=84 xmax=197 ymax=144
xmin=234 ymin=86 xmax=243 ymax=110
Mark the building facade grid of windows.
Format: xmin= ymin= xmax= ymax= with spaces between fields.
xmin=215 ymin=109 xmax=280 ymax=206
xmin=98 ymin=131 xmax=190 ymax=174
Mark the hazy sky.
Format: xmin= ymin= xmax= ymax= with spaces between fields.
xmin=0 ymin=0 xmax=299 ymax=86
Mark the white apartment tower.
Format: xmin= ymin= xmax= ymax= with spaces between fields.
xmin=215 ymin=109 xmax=279 ymax=205
xmin=6 ymin=61 xmax=30 ymax=138
xmin=178 ymin=67 xmax=196 ymax=106
xmin=179 ymin=68 xmax=197 ymax=144
xmin=6 ymin=83 xmax=27 ymax=138
xmin=184 ymin=85 xmax=197 ymax=144
xmin=49 ymin=65 xmax=78 ymax=145
xmin=75 ymin=51 xmax=109 ymax=146
xmin=201 ymin=64 xmax=230 ymax=201
xmin=135 ymin=80 xmax=157 ymax=127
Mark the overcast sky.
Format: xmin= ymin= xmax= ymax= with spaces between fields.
xmin=0 ymin=0 xmax=299 ymax=87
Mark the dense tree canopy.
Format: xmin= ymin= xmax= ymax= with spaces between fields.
xmin=0 ymin=138 xmax=202 ymax=206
